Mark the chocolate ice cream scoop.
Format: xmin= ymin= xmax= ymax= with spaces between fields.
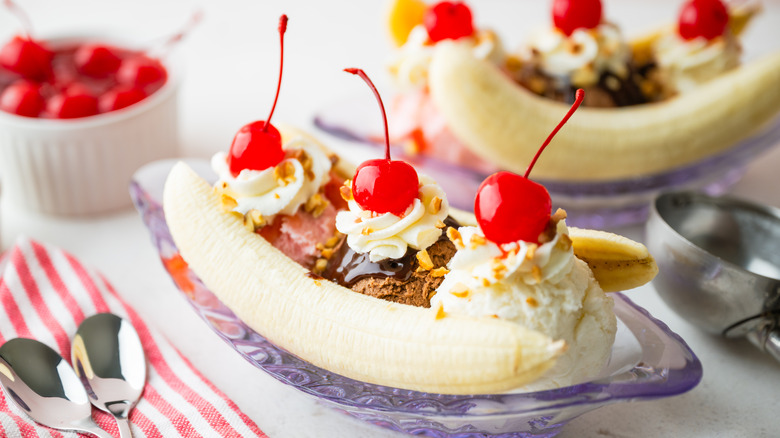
xmin=322 ymin=217 xmax=460 ymax=307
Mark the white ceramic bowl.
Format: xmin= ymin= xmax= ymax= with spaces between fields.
xmin=0 ymin=34 xmax=180 ymax=216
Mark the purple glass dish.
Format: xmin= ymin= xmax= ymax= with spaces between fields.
xmin=130 ymin=159 xmax=702 ymax=437
xmin=314 ymin=96 xmax=780 ymax=229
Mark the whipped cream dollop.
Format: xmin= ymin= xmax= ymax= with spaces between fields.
xmin=387 ymin=25 xmax=505 ymax=91
xmin=432 ymin=221 xmax=616 ymax=389
xmin=335 ymin=174 xmax=449 ymax=262
xmin=524 ymin=23 xmax=632 ymax=86
xmin=211 ymin=136 xmax=332 ymax=221
xmin=654 ymin=32 xmax=741 ymax=96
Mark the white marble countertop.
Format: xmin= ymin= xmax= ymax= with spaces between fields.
xmin=1 ymin=0 xmax=779 ymax=437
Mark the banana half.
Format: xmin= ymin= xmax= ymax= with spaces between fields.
xmin=569 ymin=227 xmax=658 ymax=292
xmin=428 ymin=43 xmax=780 ymax=181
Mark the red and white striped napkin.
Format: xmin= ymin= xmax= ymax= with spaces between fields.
xmin=0 ymin=237 xmax=268 ymax=438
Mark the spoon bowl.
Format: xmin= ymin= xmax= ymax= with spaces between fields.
xmin=646 ymin=191 xmax=780 ymax=361
xmin=0 ymin=338 xmax=112 ymax=437
xmin=72 ymin=313 xmax=147 ymax=438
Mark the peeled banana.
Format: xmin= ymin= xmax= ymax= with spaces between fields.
xmin=428 ymin=43 xmax=780 ymax=181
xmin=568 ymin=227 xmax=658 ymax=292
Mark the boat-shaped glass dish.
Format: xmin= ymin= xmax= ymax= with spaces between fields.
xmin=131 ymin=159 xmax=702 ymax=437
xmin=314 ymin=98 xmax=780 ymax=229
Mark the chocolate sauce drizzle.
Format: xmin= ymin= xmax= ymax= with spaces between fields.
xmin=321 ymin=216 xmax=460 ymax=288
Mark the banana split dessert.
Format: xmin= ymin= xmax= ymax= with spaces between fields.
xmin=163 ymin=16 xmax=658 ymax=393
xmin=383 ymin=0 xmax=780 ymax=181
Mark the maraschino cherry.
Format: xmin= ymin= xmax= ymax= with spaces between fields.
xmin=345 ymin=68 xmax=419 ymax=217
xmin=475 ymin=89 xmax=585 ymax=245
xmin=116 ymin=55 xmax=167 ymax=89
xmin=0 ymin=79 xmax=44 ymax=117
xmin=0 ymin=0 xmax=52 ymax=80
xmin=678 ymin=0 xmax=729 ymax=41
xmin=99 ymin=85 xmax=147 ymax=112
xmin=424 ymin=1 xmax=474 ymax=42
xmin=0 ymin=35 xmax=52 ymax=80
xmin=552 ymin=0 xmax=603 ymax=36
xmin=74 ymin=43 xmax=122 ymax=78
xmin=227 ymin=15 xmax=288 ymax=177
xmin=46 ymin=83 xmax=99 ymax=119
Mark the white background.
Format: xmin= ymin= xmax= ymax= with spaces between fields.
xmin=1 ymin=0 xmax=779 ymax=437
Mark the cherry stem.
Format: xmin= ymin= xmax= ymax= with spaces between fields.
xmin=3 ymin=0 xmax=34 ymax=39
xmin=151 ymin=8 xmax=204 ymax=58
xmin=263 ymin=14 xmax=288 ymax=133
xmin=344 ymin=68 xmax=391 ymax=161
xmin=524 ymin=88 xmax=585 ymax=179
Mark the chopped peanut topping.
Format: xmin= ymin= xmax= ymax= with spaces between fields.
xmin=435 ymin=220 xmax=446 ymax=229
xmin=220 ymin=194 xmax=238 ymax=212
xmin=492 ymin=263 xmax=508 ymax=281
xmin=304 ymin=193 xmax=329 ymax=218
xmin=325 ymin=236 xmax=341 ymax=248
xmin=429 ymin=196 xmax=443 ymax=214
xmin=313 ymin=258 xmax=328 ymax=274
xmin=551 ymin=208 xmax=567 ymax=223
xmin=450 ymin=284 xmax=470 ymax=298
xmin=273 ymin=161 xmax=296 ymax=185
xmin=539 ymin=221 xmax=557 ymax=244
xmin=531 ymin=265 xmax=542 ymax=283
xmin=339 ymin=184 xmax=353 ymax=202
xmin=243 ymin=217 xmax=255 ymax=232
xmin=447 ymin=227 xmax=464 ymax=249
xmin=469 ymin=233 xmax=487 ymax=249
xmin=525 ymin=244 xmax=537 ymax=260
xmin=289 ymin=149 xmax=314 ymax=179
xmin=416 ymin=250 xmax=434 ymax=271
xmin=243 ymin=210 xmax=266 ymax=231
xmin=434 ymin=303 xmax=447 ymax=320
xmin=320 ymin=248 xmax=334 ymax=259
xmin=300 ymin=150 xmax=315 ymax=180
xmin=556 ymin=234 xmax=573 ymax=251
xmin=431 ymin=267 xmax=449 ymax=278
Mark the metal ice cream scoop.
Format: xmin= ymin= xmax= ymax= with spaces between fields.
xmin=646 ymin=191 xmax=780 ymax=362
xmin=72 ymin=313 xmax=147 ymax=438
xmin=0 ymin=338 xmax=113 ymax=437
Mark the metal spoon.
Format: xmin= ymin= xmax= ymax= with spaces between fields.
xmin=72 ymin=313 xmax=147 ymax=438
xmin=0 ymin=338 xmax=113 ymax=437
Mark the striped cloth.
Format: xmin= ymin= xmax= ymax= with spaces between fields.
xmin=0 ymin=237 xmax=267 ymax=438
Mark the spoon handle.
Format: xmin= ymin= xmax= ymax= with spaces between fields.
xmin=74 ymin=420 xmax=115 ymax=438
xmin=115 ymin=417 xmax=135 ymax=438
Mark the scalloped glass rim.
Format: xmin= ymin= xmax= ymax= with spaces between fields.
xmin=313 ymin=96 xmax=780 ymax=228
xmin=130 ymin=159 xmax=702 ymax=437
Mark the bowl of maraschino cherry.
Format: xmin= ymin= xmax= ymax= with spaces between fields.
xmin=0 ymin=1 xmax=196 ymax=216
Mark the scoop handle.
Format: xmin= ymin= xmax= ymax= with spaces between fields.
xmin=746 ymin=317 xmax=780 ymax=362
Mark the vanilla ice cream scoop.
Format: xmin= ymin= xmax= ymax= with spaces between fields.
xmin=432 ymin=220 xmax=617 ymax=389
